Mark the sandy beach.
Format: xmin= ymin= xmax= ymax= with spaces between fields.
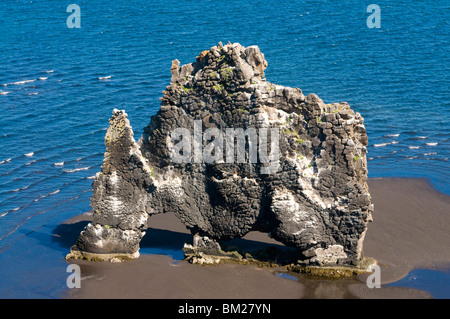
xmin=60 ymin=177 xmax=450 ymax=299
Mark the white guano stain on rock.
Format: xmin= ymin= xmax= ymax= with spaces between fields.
xmin=312 ymin=245 xmax=348 ymax=265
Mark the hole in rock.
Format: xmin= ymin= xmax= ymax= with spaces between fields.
xmin=140 ymin=212 xmax=192 ymax=260
xmin=141 ymin=213 xmax=303 ymax=265
xmin=220 ymin=231 xmax=303 ymax=266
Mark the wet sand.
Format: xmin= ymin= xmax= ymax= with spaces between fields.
xmin=61 ymin=177 xmax=450 ymax=299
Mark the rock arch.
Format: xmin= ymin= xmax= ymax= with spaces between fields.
xmin=67 ymin=43 xmax=373 ymax=266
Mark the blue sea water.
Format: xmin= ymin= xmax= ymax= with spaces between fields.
xmin=388 ymin=268 xmax=450 ymax=299
xmin=0 ymin=0 xmax=448 ymax=298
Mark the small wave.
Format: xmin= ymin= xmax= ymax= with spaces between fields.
xmin=408 ymin=146 xmax=420 ymax=149
xmin=45 ymin=70 xmax=54 ymax=73
xmin=1 ymin=207 xmax=20 ymax=217
xmin=25 ymin=160 xmax=37 ymax=166
xmin=87 ymin=175 xmax=96 ymax=179
xmin=424 ymin=152 xmax=437 ymax=156
xmin=48 ymin=189 xmax=60 ymax=196
xmin=383 ymin=133 xmax=400 ymax=138
xmin=1 ymin=207 xmax=18 ymax=218
xmin=373 ymin=141 xmax=398 ymax=148
xmin=38 ymin=77 xmax=48 ymax=81
xmin=9 ymin=79 xmax=36 ymax=85
xmin=425 ymin=142 xmax=438 ymax=146
xmin=64 ymin=166 xmax=92 ymax=173
xmin=90 ymin=127 xmax=108 ymax=135
xmin=24 ymin=152 xmax=34 ymax=157
xmin=407 ymin=136 xmax=427 ymax=141
xmin=33 ymin=189 xmax=60 ymax=202
xmin=0 ymin=158 xmax=12 ymax=164
xmin=98 ymin=76 xmax=112 ymax=80
xmin=53 ymin=162 xmax=65 ymax=166
xmin=26 ymin=92 xmax=39 ymax=96
xmin=0 ymin=91 xmax=11 ymax=95
xmin=407 ymin=156 xmax=418 ymax=159
xmin=12 ymin=185 xmax=30 ymax=192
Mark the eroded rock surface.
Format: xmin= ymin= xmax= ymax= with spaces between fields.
xmin=67 ymin=42 xmax=373 ymax=266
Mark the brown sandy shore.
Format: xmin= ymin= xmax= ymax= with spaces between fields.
xmin=61 ymin=177 xmax=450 ymax=299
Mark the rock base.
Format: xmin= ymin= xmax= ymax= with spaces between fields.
xmin=182 ymin=235 xmax=377 ymax=278
xmin=287 ymin=257 xmax=377 ymax=278
xmin=66 ymin=246 xmax=140 ymax=263
xmin=184 ymin=253 xmax=376 ymax=279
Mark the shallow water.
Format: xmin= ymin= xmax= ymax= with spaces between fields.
xmin=0 ymin=0 xmax=449 ymax=298
xmin=388 ymin=268 xmax=450 ymax=299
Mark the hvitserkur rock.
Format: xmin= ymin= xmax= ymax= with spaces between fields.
xmin=67 ymin=42 xmax=373 ymax=267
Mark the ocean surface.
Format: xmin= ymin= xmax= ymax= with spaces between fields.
xmin=0 ymin=0 xmax=448 ymax=298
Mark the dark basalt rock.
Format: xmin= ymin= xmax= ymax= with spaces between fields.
xmin=67 ymin=42 xmax=373 ymax=267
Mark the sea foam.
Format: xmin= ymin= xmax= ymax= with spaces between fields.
xmin=0 ymin=158 xmax=12 ymax=164
xmin=373 ymin=141 xmax=398 ymax=147
xmin=12 ymin=79 xmax=36 ymax=85
xmin=64 ymin=166 xmax=92 ymax=173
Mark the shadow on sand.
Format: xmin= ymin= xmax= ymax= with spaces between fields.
xmin=52 ymin=220 xmax=301 ymax=264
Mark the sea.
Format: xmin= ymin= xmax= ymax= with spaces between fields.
xmin=0 ymin=0 xmax=448 ymax=298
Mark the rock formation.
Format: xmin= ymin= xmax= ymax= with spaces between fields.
xmin=67 ymin=42 xmax=373 ymax=267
